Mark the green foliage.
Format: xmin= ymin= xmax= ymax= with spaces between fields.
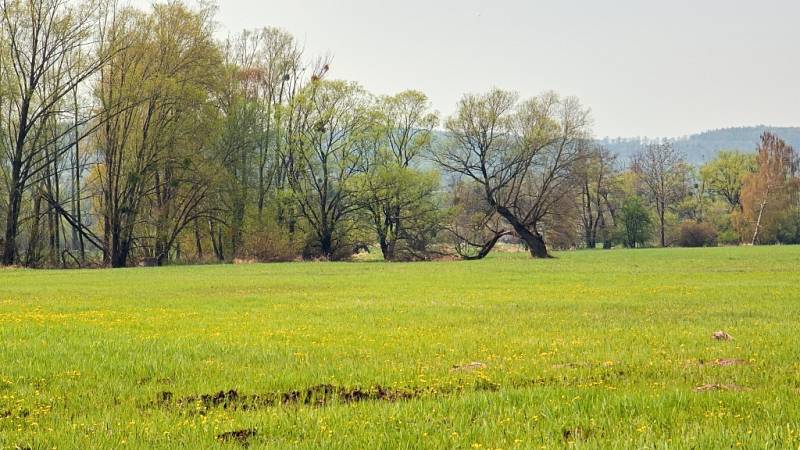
xmin=774 ymin=209 xmax=800 ymax=245
xmin=616 ymin=196 xmax=653 ymax=248
xmin=700 ymin=151 xmax=757 ymax=210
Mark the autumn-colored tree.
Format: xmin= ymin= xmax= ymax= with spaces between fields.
xmin=739 ymin=133 xmax=798 ymax=244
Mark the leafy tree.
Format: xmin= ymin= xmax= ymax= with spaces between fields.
xmin=700 ymin=151 xmax=757 ymax=212
xmin=617 ymin=196 xmax=652 ymax=248
xmin=284 ymin=80 xmax=373 ymax=259
xmin=359 ymin=91 xmax=442 ymax=261
xmin=93 ymin=1 xmax=223 ymax=267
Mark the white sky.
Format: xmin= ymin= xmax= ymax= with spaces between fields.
xmin=130 ymin=0 xmax=800 ymax=138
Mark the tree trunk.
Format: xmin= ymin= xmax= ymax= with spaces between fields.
xmin=379 ymin=236 xmax=393 ymax=261
xmin=659 ymin=203 xmax=666 ymax=247
xmin=496 ymin=206 xmax=550 ymax=258
xmin=462 ymin=232 xmax=505 ymax=261
xmin=194 ymin=219 xmax=203 ymax=259
xmin=72 ymin=88 xmax=85 ymax=265
xmin=320 ymin=232 xmax=334 ymax=260
xmin=2 ymin=184 xmax=22 ymax=265
xmin=26 ymin=192 xmax=43 ymax=267
xmin=752 ymin=198 xmax=768 ymax=245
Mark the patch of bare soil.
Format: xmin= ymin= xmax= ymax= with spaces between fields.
xmin=694 ymin=358 xmax=748 ymax=367
xmin=714 ymin=359 xmax=747 ymax=367
xmin=156 ymin=384 xmax=422 ymax=412
xmin=693 ymin=383 xmax=750 ymax=393
xmin=217 ymin=429 xmax=257 ymax=447
xmin=451 ymin=362 xmax=487 ymax=372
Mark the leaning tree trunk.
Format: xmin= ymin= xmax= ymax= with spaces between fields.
xmin=752 ymin=198 xmax=768 ymax=245
xmin=496 ymin=206 xmax=550 ymax=258
xmin=462 ymin=232 xmax=506 ymax=261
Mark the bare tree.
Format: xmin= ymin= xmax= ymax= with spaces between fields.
xmin=1 ymin=0 xmax=112 ymax=265
xmin=576 ymin=145 xmax=618 ymax=248
xmin=435 ymin=89 xmax=591 ymax=258
xmin=631 ymin=142 xmax=690 ymax=247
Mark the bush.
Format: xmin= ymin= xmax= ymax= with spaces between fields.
xmin=239 ymin=225 xmax=302 ymax=262
xmin=675 ymin=221 xmax=718 ymax=247
xmin=717 ymin=229 xmax=740 ymax=246
xmin=775 ymin=209 xmax=800 ymax=244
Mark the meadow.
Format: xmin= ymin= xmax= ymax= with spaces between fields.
xmin=1 ymin=246 xmax=799 ymax=449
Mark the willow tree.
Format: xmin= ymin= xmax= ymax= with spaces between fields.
xmin=435 ymin=89 xmax=591 ymax=258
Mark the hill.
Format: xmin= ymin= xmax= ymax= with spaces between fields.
xmin=598 ymin=126 xmax=800 ymax=164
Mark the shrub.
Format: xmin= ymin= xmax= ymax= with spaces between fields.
xmin=239 ymin=226 xmax=302 ymax=262
xmin=675 ymin=221 xmax=718 ymax=247
xmin=717 ymin=229 xmax=740 ymax=246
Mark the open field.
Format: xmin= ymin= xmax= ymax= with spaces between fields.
xmin=1 ymin=247 xmax=800 ymax=448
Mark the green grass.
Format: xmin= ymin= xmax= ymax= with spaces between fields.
xmin=1 ymin=246 xmax=800 ymax=449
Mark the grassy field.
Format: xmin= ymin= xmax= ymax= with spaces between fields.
xmin=1 ymin=247 xmax=799 ymax=449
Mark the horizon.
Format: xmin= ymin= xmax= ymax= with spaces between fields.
xmin=128 ymin=0 xmax=800 ymax=138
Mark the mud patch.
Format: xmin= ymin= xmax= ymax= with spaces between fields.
xmin=693 ymin=383 xmax=750 ymax=393
xmin=156 ymin=384 xmax=423 ymax=412
xmin=217 ymin=429 xmax=257 ymax=447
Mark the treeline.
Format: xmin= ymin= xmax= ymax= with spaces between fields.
xmin=1 ymin=1 xmax=798 ymax=268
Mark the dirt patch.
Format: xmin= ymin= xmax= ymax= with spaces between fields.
xmin=695 ymin=358 xmax=748 ymax=367
xmin=712 ymin=331 xmax=734 ymax=341
xmin=217 ymin=429 xmax=257 ymax=447
xmin=156 ymin=384 xmax=423 ymax=412
xmin=451 ymin=362 xmax=487 ymax=372
xmin=552 ymin=362 xmax=589 ymax=369
xmin=714 ymin=359 xmax=747 ymax=367
xmin=552 ymin=361 xmax=621 ymax=370
xmin=693 ymin=383 xmax=750 ymax=393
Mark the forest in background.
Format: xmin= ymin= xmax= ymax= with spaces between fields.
xmin=2 ymin=0 xmax=799 ymax=268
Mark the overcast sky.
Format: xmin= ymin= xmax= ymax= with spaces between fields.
xmin=131 ymin=0 xmax=800 ymax=138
